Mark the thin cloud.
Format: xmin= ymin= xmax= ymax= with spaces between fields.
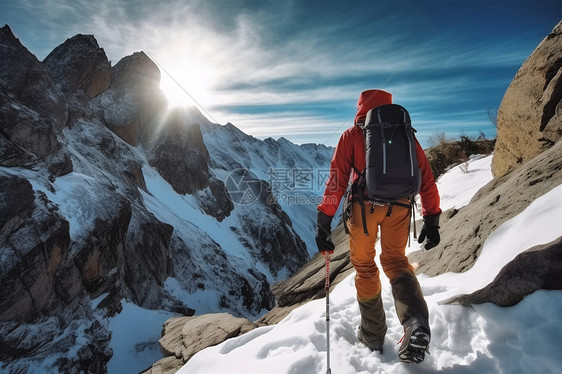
xmin=1 ymin=0 xmax=557 ymax=147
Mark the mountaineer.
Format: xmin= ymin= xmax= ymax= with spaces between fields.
xmin=316 ymin=89 xmax=441 ymax=364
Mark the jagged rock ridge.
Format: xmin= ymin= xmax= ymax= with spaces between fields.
xmin=0 ymin=24 xmax=332 ymax=373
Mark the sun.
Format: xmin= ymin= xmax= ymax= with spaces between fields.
xmin=159 ymin=66 xmax=216 ymax=110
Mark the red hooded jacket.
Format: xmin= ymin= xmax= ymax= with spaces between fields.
xmin=317 ymin=90 xmax=441 ymax=217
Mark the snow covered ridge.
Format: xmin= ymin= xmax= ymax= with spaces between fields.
xmin=0 ymin=25 xmax=333 ymax=373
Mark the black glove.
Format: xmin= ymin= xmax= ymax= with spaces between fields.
xmin=418 ymin=214 xmax=440 ymax=250
xmin=315 ymin=211 xmax=335 ymax=255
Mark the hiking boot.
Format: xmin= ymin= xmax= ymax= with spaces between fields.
xmin=357 ymin=328 xmax=384 ymax=353
xmin=398 ymin=320 xmax=430 ymax=364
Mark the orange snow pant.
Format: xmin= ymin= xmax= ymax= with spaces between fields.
xmin=346 ymin=201 xmax=429 ymax=341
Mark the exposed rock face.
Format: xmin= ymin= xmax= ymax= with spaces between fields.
xmin=123 ymin=209 xmax=173 ymax=308
xmin=111 ymin=51 xmax=161 ymax=94
xmin=143 ymin=313 xmax=257 ymax=374
xmin=231 ymin=178 xmax=308 ymax=278
xmin=145 ymin=108 xmax=211 ymax=195
xmin=73 ymin=195 xmax=132 ymax=295
xmin=92 ymin=51 xmax=166 ymax=147
xmin=492 ymin=20 xmax=562 ymax=177
xmin=409 ymin=140 xmax=562 ymax=276
xmin=195 ymin=176 xmax=234 ymax=222
xmin=447 ymin=236 xmax=562 ymax=307
xmin=0 ymin=25 xmax=71 ymax=175
xmin=0 ymin=309 xmax=113 ymax=373
xmin=0 ymin=25 xmax=66 ymax=127
xmin=168 ymin=229 xmax=276 ymax=317
xmin=42 ymin=34 xmax=112 ymax=99
xmin=0 ymin=174 xmax=73 ymax=322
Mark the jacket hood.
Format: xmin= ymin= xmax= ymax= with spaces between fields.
xmin=354 ymin=89 xmax=392 ymax=125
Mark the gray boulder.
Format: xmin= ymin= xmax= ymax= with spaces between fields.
xmin=143 ymin=313 xmax=257 ymax=374
xmin=447 ymin=236 xmax=562 ymax=307
xmin=492 ymin=20 xmax=562 ymax=178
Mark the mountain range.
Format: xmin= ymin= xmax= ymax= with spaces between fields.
xmin=0 ymin=24 xmax=333 ymax=373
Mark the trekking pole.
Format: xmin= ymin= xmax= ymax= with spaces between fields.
xmin=324 ymin=253 xmax=332 ymax=374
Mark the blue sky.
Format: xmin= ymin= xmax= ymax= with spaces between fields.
xmin=1 ymin=0 xmax=560 ymax=147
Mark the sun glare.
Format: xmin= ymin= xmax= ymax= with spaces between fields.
xmin=159 ymin=68 xmax=216 ymax=110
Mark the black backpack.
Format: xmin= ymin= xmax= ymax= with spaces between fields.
xmin=362 ymin=104 xmax=421 ymax=200
xmin=346 ymin=104 xmax=421 ymax=236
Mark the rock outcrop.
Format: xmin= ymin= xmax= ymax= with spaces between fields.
xmin=0 ymin=25 xmax=71 ymax=175
xmin=0 ymin=26 xmax=66 ymax=127
xmin=447 ymin=236 xmax=562 ymax=307
xmin=409 ymin=139 xmax=562 ymax=276
xmin=0 ymin=175 xmax=72 ymax=322
xmin=143 ymin=313 xmax=257 ymax=374
xmin=92 ymin=51 xmax=165 ymax=147
xmin=492 ymin=20 xmax=562 ymax=178
xmin=410 ymin=21 xmax=562 ymax=277
xmin=123 ymin=209 xmax=173 ymax=308
xmin=145 ymin=107 xmax=212 ymax=195
xmin=42 ymin=34 xmax=112 ymax=99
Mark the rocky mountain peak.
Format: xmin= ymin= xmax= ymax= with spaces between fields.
xmin=111 ymin=51 xmax=160 ymax=93
xmin=0 ymin=24 xmax=65 ymax=127
xmin=0 ymin=25 xmax=71 ymax=175
xmin=42 ymin=33 xmax=111 ymax=99
xmin=0 ymin=24 xmax=18 ymax=45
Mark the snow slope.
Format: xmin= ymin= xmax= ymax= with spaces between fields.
xmin=436 ymin=154 xmax=494 ymax=211
xmin=200 ymin=122 xmax=335 ymax=258
xmin=177 ymin=154 xmax=562 ymax=374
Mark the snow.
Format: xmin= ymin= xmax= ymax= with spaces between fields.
xmin=163 ymin=277 xmax=220 ymax=314
xmin=200 ymin=122 xmax=334 ymax=258
xmin=436 ymin=154 xmax=494 ymax=211
xmin=32 ymin=172 xmax=101 ymax=240
xmin=421 ymin=183 xmax=562 ymax=302
xmin=106 ymin=300 xmax=175 ymax=374
xmin=140 ymin=161 xmax=290 ymax=318
xmin=140 ymin=162 xmax=278 ymax=283
xmin=177 ymin=154 xmax=562 ymax=374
